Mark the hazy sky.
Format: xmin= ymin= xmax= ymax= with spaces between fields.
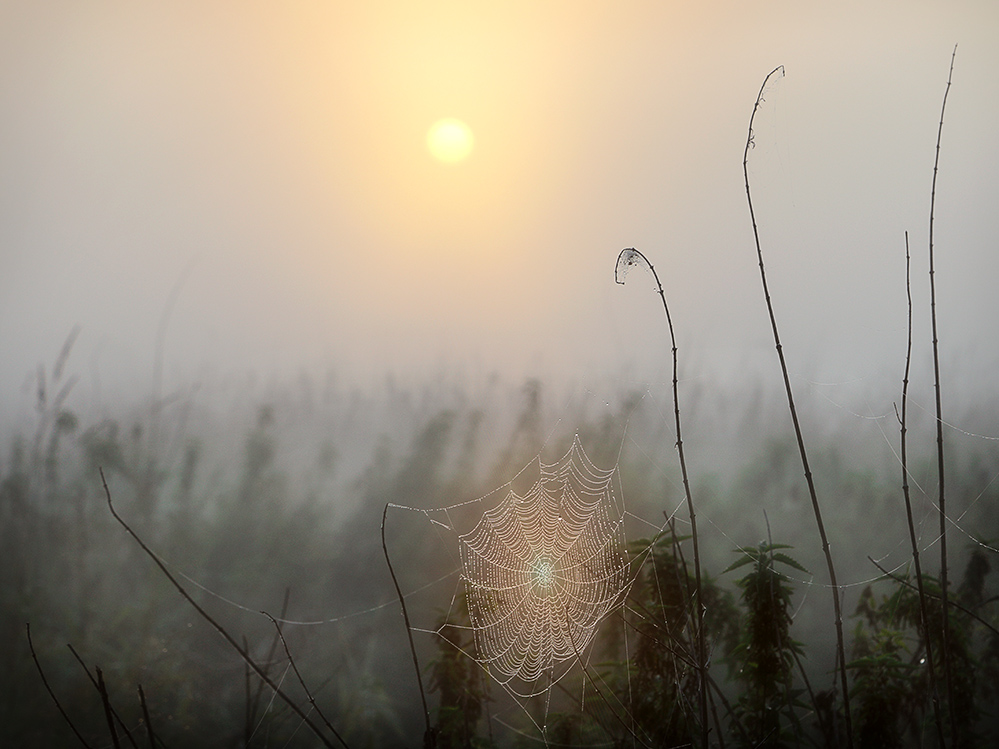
xmin=2 ymin=1 xmax=997 ymax=422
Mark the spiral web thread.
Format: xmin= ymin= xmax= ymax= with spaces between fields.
xmin=459 ymin=435 xmax=631 ymax=691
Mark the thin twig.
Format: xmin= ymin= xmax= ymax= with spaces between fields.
xmin=243 ymin=635 xmax=253 ymax=747
xmin=666 ymin=515 xmax=694 ymax=625
xmin=381 ymin=503 xmax=435 ymax=749
xmin=96 ymin=667 xmax=122 ymax=749
xmin=99 ymin=468 xmax=345 ymax=749
xmin=137 ymin=684 xmax=157 ymax=749
xmin=261 ymin=610 xmax=343 ymax=741
xmin=66 ymin=644 xmax=139 ymax=749
xmin=742 ymin=65 xmax=853 ymax=746
xmin=899 ymin=231 xmax=946 ymax=745
xmin=26 ymin=623 xmax=94 ymax=749
xmin=929 ymin=43 xmax=958 ymax=747
xmin=791 ymin=648 xmax=829 ymax=744
xmin=247 ymin=588 xmax=292 ymax=741
xmin=566 ymin=613 xmax=655 ymax=748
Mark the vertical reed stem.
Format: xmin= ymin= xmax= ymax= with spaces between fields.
xmin=615 ymin=248 xmax=708 ymax=748
xmin=899 ymin=231 xmax=945 ymax=745
xmin=741 ymin=65 xmax=853 ymax=746
xmin=929 ymin=43 xmax=958 ymax=747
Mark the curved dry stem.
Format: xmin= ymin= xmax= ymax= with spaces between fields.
xmin=381 ymin=503 xmax=435 ymax=749
xmin=616 ymin=247 xmax=708 ymax=748
xmin=741 ymin=65 xmax=853 ymax=746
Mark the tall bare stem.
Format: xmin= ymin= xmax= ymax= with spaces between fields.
xmin=741 ymin=65 xmax=853 ymax=746
xmin=615 ymin=248 xmax=707 ymax=748
xmin=929 ymin=43 xmax=958 ymax=746
xmin=899 ymin=231 xmax=945 ymax=745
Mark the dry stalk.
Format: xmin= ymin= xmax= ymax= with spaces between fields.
xmin=899 ymin=231 xmax=945 ymax=744
xmin=741 ymin=65 xmax=853 ymax=746
xmin=615 ymin=247 xmax=708 ymax=749
xmin=928 ymin=44 xmax=958 ymax=746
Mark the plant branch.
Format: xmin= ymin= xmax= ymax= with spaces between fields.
xmin=929 ymin=43 xmax=958 ymax=747
xmin=247 ymin=587 xmax=292 ymax=740
xmin=96 ymin=667 xmax=122 ymax=749
xmin=381 ymin=503 xmax=435 ymax=749
xmin=867 ymin=557 xmax=998 ymax=638
xmin=616 ymin=247 xmax=708 ymax=749
xmin=742 ymin=64 xmax=853 ymax=746
xmin=899 ymin=231 xmax=946 ymax=745
xmin=137 ymin=684 xmax=157 ymax=749
xmin=26 ymin=623 xmax=93 ymax=749
xmin=66 ymin=644 xmax=139 ymax=749
xmin=261 ymin=610 xmax=345 ymax=742
xmin=99 ymin=468 xmax=345 ymax=749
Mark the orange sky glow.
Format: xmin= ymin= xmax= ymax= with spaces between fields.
xmin=1 ymin=1 xmax=997 ymax=419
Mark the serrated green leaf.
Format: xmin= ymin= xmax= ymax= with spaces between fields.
xmin=723 ymin=555 xmax=757 ymax=574
xmin=770 ymin=552 xmax=810 ymax=575
xmin=760 ymin=542 xmax=795 ymax=551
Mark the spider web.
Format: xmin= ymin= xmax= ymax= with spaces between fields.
xmin=459 ymin=435 xmax=631 ymax=689
xmin=387 ymin=417 xmax=687 ymax=742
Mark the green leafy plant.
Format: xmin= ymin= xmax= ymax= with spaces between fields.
xmin=849 ymin=585 xmax=924 ymax=748
xmin=853 ymin=546 xmax=999 ymax=748
xmin=725 ymin=542 xmax=809 ymax=748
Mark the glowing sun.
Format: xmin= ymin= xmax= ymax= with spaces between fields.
xmin=427 ymin=118 xmax=474 ymax=163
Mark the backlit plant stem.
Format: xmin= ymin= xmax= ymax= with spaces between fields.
xmin=929 ymin=44 xmax=958 ymax=747
xmin=741 ymin=65 xmax=853 ymax=746
xmin=615 ymin=248 xmax=708 ymax=749
xmin=899 ymin=232 xmax=945 ymax=745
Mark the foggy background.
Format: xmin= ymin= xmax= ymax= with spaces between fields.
xmin=2 ymin=1 xmax=997 ymax=419
xmin=2 ymin=1 xmax=999 ymax=745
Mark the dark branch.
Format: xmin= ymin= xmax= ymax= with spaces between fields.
xmin=26 ymin=623 xmax=94 ymax=749
xmin=381 ymin=503 xmax=435 ymax=749
xmin=99 ymin=468 xmax=345 ymax=749
xmin=261 ymin=610 xmax=347 ymax=744
xmin=742 ymin=65 xmax=853 ymax=746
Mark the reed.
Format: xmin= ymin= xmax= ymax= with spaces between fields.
xmin=741 ymin=65 xmax=853 ymax=746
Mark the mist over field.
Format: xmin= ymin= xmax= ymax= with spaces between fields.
xmin=2 ymin=1 xmax=998 ymax=746
xmin=2 ymin=1 xmax=999 ymax=412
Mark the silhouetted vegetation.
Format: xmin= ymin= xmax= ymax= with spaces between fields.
xmin=4 ymin=370 xmax=996 ymax=747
